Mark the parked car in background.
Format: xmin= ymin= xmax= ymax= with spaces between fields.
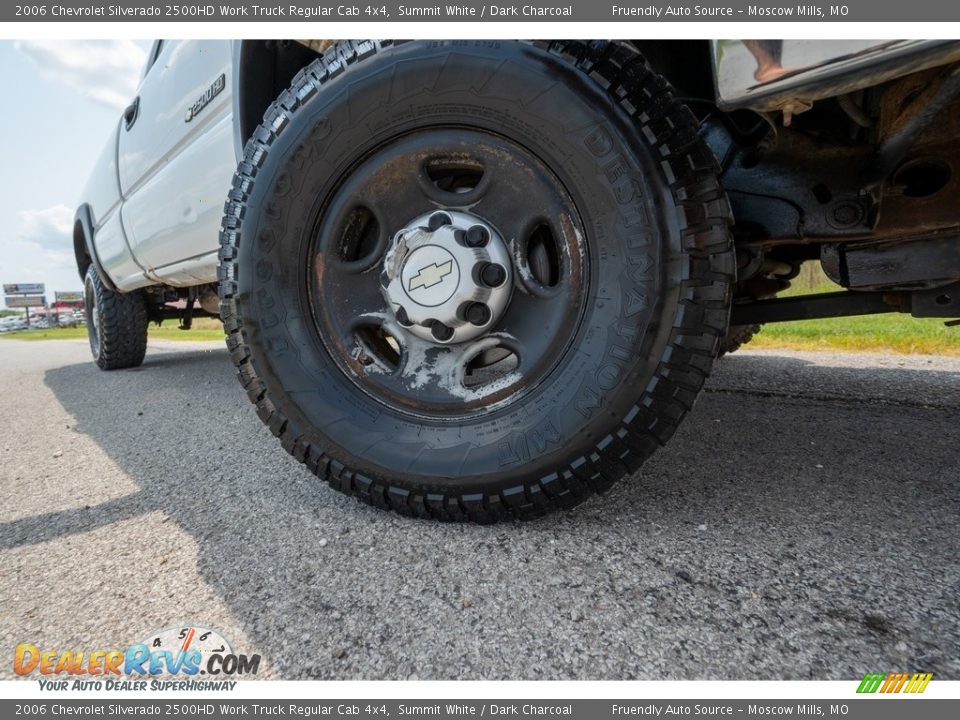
xmin=0 ymin=318 xmax=28 ymax=333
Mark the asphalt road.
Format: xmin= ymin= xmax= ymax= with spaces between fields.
xmin=1 ymin=338 xmax=958 ymax=680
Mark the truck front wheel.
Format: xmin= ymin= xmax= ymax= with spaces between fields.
xmin=219 ymin=40 xmax=734 ymax=521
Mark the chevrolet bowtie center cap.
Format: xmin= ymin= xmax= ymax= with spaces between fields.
xmin=381 ymin=210 xmax=514 ymax=345
xmin=402 ymin=245 xmax=459 ymax=307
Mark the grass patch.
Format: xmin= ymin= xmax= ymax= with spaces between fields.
xmin=750 ymin=314 xmax=959 ymax=356
xmin=747 ymin=265 xmax=959 ymax=355
xmin=4 ymin=267 xmax=956 ymax=356
xmin=0 ymin=318 xmax=225 ymax=342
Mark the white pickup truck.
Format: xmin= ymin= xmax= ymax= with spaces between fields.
xmin=76 ymin=39 xmax=960 ymax=521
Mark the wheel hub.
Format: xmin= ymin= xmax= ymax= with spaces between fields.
xmin=382 ymin=210 xmax=513 ymax=344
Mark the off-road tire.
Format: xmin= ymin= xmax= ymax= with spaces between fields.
xmin=719 ymin=323 xmax=762 ymax=356
xmin=219 ymin=40 xmax=734 ymax=522
xmin=84 ymin=265 xmax=148 ymax=370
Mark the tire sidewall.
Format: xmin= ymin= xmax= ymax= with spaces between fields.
xmin=84 ymin=268 xmax=103 ymax=364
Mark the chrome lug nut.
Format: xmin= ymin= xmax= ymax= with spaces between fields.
xmin=480 ymin=263 xmax=507 ymax=288
xmin=465 ymin=225 xmax=489 ymax=248
xmin=465 ymin=302 xmax=492 ymax=326
xmin=431 ymin=321 xmax=454 ymax=342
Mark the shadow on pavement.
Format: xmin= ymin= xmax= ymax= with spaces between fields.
xmin=6 ymin=348 xmax=957 ymax=679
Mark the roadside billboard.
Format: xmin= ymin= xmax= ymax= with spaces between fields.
xmin=54 ymin=291 xmax=85 ymax=308
xmin=3 ymin=283 xmax=45 ymax=295
xmin=4 ymin=295 xmax=46 ymax=308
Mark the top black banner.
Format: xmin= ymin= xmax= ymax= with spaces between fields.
xmin=4 ymin=1 xmax=957 ymax=23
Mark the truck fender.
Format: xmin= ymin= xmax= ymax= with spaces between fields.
xmin=74 ymin=203 xmax=118 ymax=292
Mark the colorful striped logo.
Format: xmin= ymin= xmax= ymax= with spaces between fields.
xmin=857 ymin=672 xmax=933 ymax=694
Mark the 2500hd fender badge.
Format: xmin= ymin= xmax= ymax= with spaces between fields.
xmin=185 ymin=73 xmax=226 ymax=123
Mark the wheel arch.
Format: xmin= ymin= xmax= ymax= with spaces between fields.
xmin=232 ymin=40 xmax=717 ymax=157
xmin=232 ymin=40 xmax=325 ymax=158
xmin=628 ymin=40 xmax=715 ymax=101
xmin=74 ymin=204 xmax=118 ymax=292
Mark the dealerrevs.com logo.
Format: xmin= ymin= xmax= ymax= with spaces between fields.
xmin=13 ymin=625 xmax=260 ymax=691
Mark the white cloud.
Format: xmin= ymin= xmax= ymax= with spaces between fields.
xmin=17 ymin=205 xmax=73 ymax=251
xmin=0 ymin=206 xmax=79 ymax=302
xmin=14 ymin=40 xmax=146 ymax=110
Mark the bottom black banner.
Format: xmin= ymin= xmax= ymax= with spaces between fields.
xmin=1 ymin=699 xmax=958 ymax=720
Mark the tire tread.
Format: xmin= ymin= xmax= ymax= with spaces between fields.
xmin=85 ymin=266 xmax=148 ymax=371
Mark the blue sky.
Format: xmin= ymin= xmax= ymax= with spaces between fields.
xmin=0 ymin=40 xmax=150 ymax=307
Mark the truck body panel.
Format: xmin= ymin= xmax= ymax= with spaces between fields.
xmin=121 ymin=110 xmax=234 ymax=286
xmin=98 ymin=40 xmax=235 ymax=291
xmin=712 ymin=39 xmax=960 ymax=111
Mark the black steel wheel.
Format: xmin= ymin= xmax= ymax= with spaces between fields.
xmin=220 ymin=40 xmax=734 ymax=522
xmin=311 ymin=128 xmax=586 ymax=415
